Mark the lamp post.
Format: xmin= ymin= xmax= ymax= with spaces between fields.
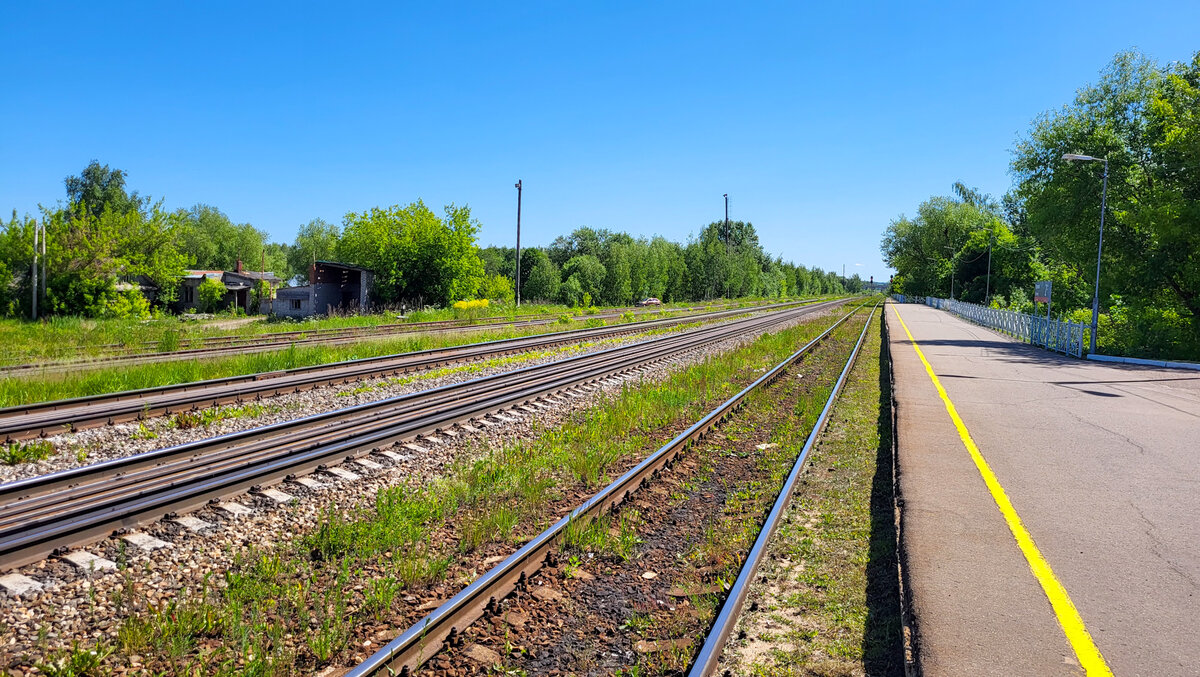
xmin=984 ymin=228 xmax=993 ymax=305
xmin=723 ymin=194 xmax=730 ymax=299
xmin=1062 ymin=153 xmax=1109 ymax=353
xmin=514 ymin=180 xmax=522 ymax=307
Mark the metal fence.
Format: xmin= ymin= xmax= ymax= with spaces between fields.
xmin=891 ymin=295 xmax=1085 ymax=358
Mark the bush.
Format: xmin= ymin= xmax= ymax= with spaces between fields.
xmin=46 ymin=274 xmax=118 ymax=317
xmin=198 ymin=277 xmax=227 ymax=313
xmin=1089 ymin=298 xmax=1199 ymax=361
xmin=101 ymin=288 xmax=151 ymax=319
xmin=452 ymin=298 xmax=489 ymax=321
xmin=479 ymin=274 xmax=514 ymax=303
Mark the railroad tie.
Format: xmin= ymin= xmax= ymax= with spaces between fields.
xmin=290 ymin=476 xmax=329 ymax=491
xmin=324 ymin=467 xmax=361 ymax=482
xmin=172 ymin=516 xmax=215 ymax=532
xmin=215 ymin=502 xmax=254 ymax=518
xmin=120 ymin=532 xmax=172 ymax=551
xmin=0 ymin=573 xmax=42 ymax=596
xmin=353 ymin=458 xmax=383 ymax=471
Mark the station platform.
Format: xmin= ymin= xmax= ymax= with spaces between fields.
xmin=886 ymin=301 xmax=1200 ymax=676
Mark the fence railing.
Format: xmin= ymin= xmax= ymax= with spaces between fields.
xmin=891 ymin=295 xmax=1084 ymax=358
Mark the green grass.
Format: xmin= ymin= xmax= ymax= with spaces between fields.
xmin=0 ymin=296 xmax=825 ymax=409
xmin=0 ymin=297 xmax=799 ymax=363
xmin=85 ymin=304 xmax=849 ymax=675
xmin=33 ymin=640 xmax=114 ymax=677
xmin=0 ymin=439 xmax=55 ymax=465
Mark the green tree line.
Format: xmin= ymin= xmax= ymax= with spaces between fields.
xmin=882 ymin=50 xmax=1200 ymax=360
xmin=3 ymin=162 xmax=851 ymax=318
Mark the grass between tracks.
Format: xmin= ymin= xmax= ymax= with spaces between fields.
xmin=18 ymin=305 xmax=860 ymax=676
xmin=720 ymin=311 xmax=905 ymax=676
xmin=0 ymin=299 xmax=822 ymax=409
xmin=0 ymin=298 xmax=792 ymax=363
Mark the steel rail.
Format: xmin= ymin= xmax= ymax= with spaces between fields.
xmin=0 ymin=305 xmax=820 ymax=523
xmin=0 ymin=316 xmax=559 ymax=375
xmin=0 ymin=298 xmax=793 ymax=374
xmin=344 ymin=301 xmax=872 ymax=677
xmin=0 ymin=302 xmax=845 ymax=571
xmin=0 ymin=300 xmax=823 ymax=442
xmin=85 ymin=299 xmax=763 ymax=354
xmin=687 ymin=300 xmax=879 ymax=677
xmin=2 ymin=303 xmax=831 ymax=504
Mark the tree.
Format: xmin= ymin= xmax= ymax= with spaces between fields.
xmin=1011 ymin=49 xmax=1200 ymax=351
xmin=198 ymin=276 xmax=227 ymax=312
xmin=523 ymin=256 xmax=560 ymax=302
xmin=479 ymin=274 xmax=514 ymax=303
xmin=560 ymin=255 xmax=606 ymax=306
xmin=338 ymin=201 xmax=486 ymax=307
xmin=558 ymin=276 xmax=585 ymax=307
xmin=176 ymin=205 xmax=274 ymax=273
xmin=64 ymin=161 xmax=143 ymax=220
xmin=288 ymin=219 xmax=340 ymax=281
xmin=880 ymin=192 xmax=1021 ymax=300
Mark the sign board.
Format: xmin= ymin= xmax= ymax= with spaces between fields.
xmin=1034 ymin=280 xmax=1052 ymax=303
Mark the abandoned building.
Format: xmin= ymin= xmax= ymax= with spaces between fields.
xmin=272 ymin=261 xmax=374 ymax=318
xmin=176 ymin=261 xmax=283 ymax=314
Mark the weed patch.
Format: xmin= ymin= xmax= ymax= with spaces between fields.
xmin=0 ymin=439 xmax=55 ymax=465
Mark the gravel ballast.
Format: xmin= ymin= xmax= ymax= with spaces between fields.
xmin=0 ymin=306 xmax=843 ymax=674
xmin=0 ymin=320 xmax=726 ymax=484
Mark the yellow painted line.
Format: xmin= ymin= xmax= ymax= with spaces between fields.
xmin=891 ymin=304 xmax=1112 ymax=676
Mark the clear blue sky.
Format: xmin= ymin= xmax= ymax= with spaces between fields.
xmin=2 ymin=2 xmax=1197 ymax=283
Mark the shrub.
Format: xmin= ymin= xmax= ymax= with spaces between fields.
xmin=198 ymin=277 xmax=227 ymax=313
xmin=479 ymin=274 xmax=514 ymax=303
xmin=451 ymin=298 xmax=489 ymax=321
xmin=102 ymin=288 xmax=151 ymax=319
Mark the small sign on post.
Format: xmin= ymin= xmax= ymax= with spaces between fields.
xmin=1034 ymin=280 xmax=1053 ymax=321
xmin=1034 ymin=280 xmax=1052 ymax=303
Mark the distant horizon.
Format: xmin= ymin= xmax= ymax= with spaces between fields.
xmin=4 ymin=2 xmax=1199 ymax=286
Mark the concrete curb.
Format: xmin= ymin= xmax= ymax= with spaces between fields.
xmin=1087 ymin=353 xmax=1200 ymax=371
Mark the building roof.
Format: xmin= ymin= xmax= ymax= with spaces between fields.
xmin=315 ymin=260 xmax=372 ymax=273
xmin=230 ymin=270 xmax=283 ymax=282
xmin=183 ymin=269 xmax=283 ymax=283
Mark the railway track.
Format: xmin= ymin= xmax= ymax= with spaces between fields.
xmin=0 ymin=299 xmax=845 ymax=573
xmin=0 ymin=298 xmax=788 ymax=376
xmin=0 ymin=299 xmax=823 ymax=442
xmin=345 ymin=299 xmax=878 ymax=677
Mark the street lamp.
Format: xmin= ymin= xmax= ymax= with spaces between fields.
xmin=515 ymin=180 xmax=522 ymax=307
xmin=1061 ymin=153 xmax=1109 ymax=354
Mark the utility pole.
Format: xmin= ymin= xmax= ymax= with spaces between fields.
xmin=984 ymin=231 xmax=993 ymax=305
xmin=1061 ymin=153 xmax=1109 ymax=354
xmin=514 ymin=180 xmax=523 ymax=307
xmin=31 ymin=222 xmax=38 ymax=320
xmin=724 ymin=194 xmax=730 ymax=299
xmin=1091 ymin=159 xmax=1109 ymax=353
xmin=40 ymin=221 xmax=46 ymax=311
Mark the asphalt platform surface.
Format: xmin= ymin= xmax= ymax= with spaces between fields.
xmin=887 ymin=301 xmax=1199 ymax=677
